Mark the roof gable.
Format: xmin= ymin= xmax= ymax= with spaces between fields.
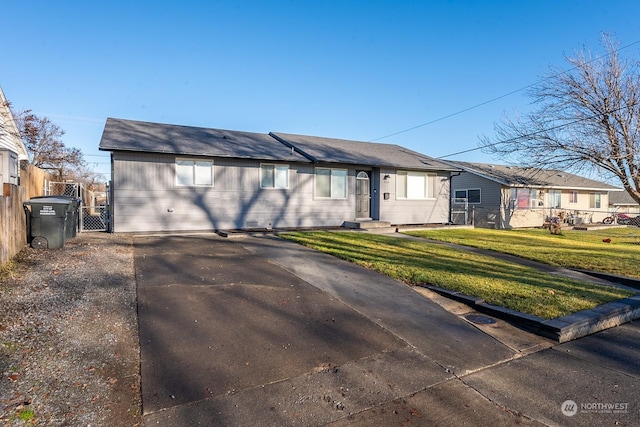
xmin=99 ymin=118 xmax=309 ymax=162
xmin=450 ymin=161 xmax=621 ymax=191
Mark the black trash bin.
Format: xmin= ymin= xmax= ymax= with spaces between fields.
xmin=27 ymin=195 xmax=81 ymax=239
xmin=23 ymin=197 xmax=73 ymax=249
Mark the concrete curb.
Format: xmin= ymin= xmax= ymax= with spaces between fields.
xmin=422 ymin=285 xmax=640 ymax=343
xmin=570 ymin=268 xmax=640 ymax=290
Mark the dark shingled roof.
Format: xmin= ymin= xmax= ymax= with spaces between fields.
xmin=270 ymin=132 xmax=458 ymax=171
xmin=99 ymin=118 xmax=459 ymax=171
xmin=99 ymin=118 xmax=309 ymax=162
xmin=450 ymin=161 xmax=622 ymax=191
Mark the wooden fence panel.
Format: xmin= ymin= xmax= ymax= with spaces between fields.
xmin=23 ymin=162 xmax=52 ymax=198
xmin=1 ymin=164 xmax=54 ymax=266
xmin=1 ymin=183 xmax=27 ymax=265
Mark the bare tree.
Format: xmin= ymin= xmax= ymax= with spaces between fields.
xmin=14 ymin=110 xmax=87 ymax=180
xmin=480 ymin=34 xmax=640 ymax=204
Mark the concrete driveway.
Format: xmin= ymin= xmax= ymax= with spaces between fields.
xmin=135 ymin=234 xmax=639 ymax=426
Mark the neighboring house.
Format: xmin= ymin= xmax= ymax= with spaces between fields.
xmin=447 ymin=161 xmax=622 ymax=229
xmin=98 ymin=118 xmax=458 ymax=233
xmin=609 ymin=190 xmax=640 ymax=215
xmin=0 ymin=86 xmax=28 ymax=185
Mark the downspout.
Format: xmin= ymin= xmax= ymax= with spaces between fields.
xmin=448 ymin=171 xmax=461 ymax=224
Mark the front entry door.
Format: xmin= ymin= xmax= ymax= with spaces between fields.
xmin=356 ymin=171 xmax=371 ymax=219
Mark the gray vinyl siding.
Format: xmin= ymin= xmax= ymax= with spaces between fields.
xmin=450 ymin=172 xmax=504 ymax=228
xmin=378 ymin=168 xmax=451 ymax=225
xmin=112 ymin=152 xmax=364 ymax=232
xmin=451 ymin=172 xmax=503 ymax=208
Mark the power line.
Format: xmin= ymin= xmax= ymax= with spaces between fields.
xmin=371 ymin=39 xmax=640 ymax=143
xmin=437 ymin=101 xmax=640 ymax=159
xmin=370 ymin=87 xmax=533 ymax=142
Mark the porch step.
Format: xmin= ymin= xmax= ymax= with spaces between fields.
xmin=343 ymin=220 xmax=392 ymax=230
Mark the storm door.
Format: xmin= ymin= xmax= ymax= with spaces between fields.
xmin=355 ymin=171 xmax=371 ymax=219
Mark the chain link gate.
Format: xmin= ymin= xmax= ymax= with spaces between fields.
xmin=47 ymin=181 xmax=110 ymax=232
xmin=80 ymin=205 xmax=109 ymax=232
xmin=451 ymin=197 xmax=471 ymax=225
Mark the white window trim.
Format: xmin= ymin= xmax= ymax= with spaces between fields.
xmin=260 ymin=163 xmax=289 ymax=189
xmin=315 ymin=167 xmax=348 ymax=199
xmin=175 ymin=158 xmax=214 ymax=187
xmin=396 ymin=171 xmax=436 ymax=200
xmin=569 ymin=191 xmax=579 ymax=204
xmin=454 ymin=188 xmax=481 ymax=204
xmin=548 ymin=190 xmax=562 ymax=208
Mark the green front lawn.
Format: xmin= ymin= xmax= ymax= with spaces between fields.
xmin=404 ymin=227 xmax=640 ymax=279
xmin=280 ymin=231 xmax=633 ymax=320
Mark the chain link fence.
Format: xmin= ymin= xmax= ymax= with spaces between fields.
xmin=46 ymin=181 xmax=110 ymax=232
xmin=80 ymin=206 xmax=109 ymax=232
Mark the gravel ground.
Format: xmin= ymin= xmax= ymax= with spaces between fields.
xmin=0 ymin=233 xmax=141 ymax=426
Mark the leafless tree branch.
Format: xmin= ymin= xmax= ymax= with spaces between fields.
xmin=480 ymin=34 xmax=640 ymax=203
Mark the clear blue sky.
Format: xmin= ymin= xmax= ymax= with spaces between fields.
xmin=3 ymin=1 xmax=640 ymax=180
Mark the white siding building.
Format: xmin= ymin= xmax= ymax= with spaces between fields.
xmin=448 ymin=162 xmax=623 ymax=229
xmin=0 ymin=87 xmax=28 ymax=185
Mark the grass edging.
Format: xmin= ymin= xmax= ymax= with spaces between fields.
xmin=424 ymin=284 xmax=640 ymax=342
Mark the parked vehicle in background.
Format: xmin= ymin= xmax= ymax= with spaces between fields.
xmin=602 ymin=212 xmax=640 ymax=226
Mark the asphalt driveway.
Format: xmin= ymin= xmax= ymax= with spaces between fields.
xmin=134 ymin=234 xmax=639 ymax=426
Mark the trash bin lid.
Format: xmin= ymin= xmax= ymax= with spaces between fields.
xmin=26 ymin=197 xmax=73 ymax=205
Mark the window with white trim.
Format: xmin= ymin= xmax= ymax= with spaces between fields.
xmin=9 ymin=152 xmax=18 ymax=180
xmin=589 ymin=193 xmax=602 ymax=209
xmin=569 ymin=191 xmax=578 ymax=204
xmin=511 ymin=188 xmax=540 ymax=208
xmin=397 ymin=171 xmax=436 ymax=199
xmin=454 ymin=188 xmax=481 ymax=204
xmin=176 ymin=158 xmax=213 ymax=186
xmin=261 ymin=164 xmax=289 ymax=189
xmin=548 ymin=190 xmax=562 ymax=208
xmin=315 ymin=168 xmax=347 ymax=199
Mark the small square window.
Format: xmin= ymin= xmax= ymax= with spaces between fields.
xmin=261 ymin=164 xmax=289 ymax=189
xmin=569 ymin=191 xmax=578 ymax=204
xmin=315 ymin=168 xmax=347 ymax=199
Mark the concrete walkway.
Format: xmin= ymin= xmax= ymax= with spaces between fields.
xmin=135 ymin=234 xmax=639 ymax=426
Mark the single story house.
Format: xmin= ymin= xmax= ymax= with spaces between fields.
xmin=98 ymin=118 xmax=459 ymax=233
xmin=608 ymin=190 xmax=640 ymax=215
xmin=447 ymin=161 xmax=622 ymax=229
xmin=0 ymin=86 xmax=28 ymax=186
